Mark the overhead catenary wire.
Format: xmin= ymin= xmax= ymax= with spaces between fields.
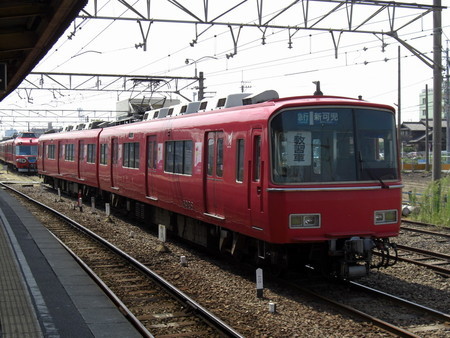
xmin=2 ymin=1 xmax=448 ymax=133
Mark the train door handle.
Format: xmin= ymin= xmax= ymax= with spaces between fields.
xmin=256 ymin=186 xmax=262 ymax=195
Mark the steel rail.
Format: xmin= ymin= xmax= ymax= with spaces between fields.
xmin=395 ymin=244 xmax=450 ymax=277
xmin=347 ymin=281 xmax=450 ymax=323
xmin=396 ymin=244 xmax=450 ymax=261
xmin=401 ymin=220 xmax=450 ymax=239
xmin=0 ymin=182 xmax=153 ymax=337
xmin=401 ymin=226 xmax=450 ymax=239
xmin=51 ymin=233 xmax=154 ymax=338
xmin=1 ymin=182 xmax=243 ymax=338
xmin=395 ymin=256 xmax=450 ymax=278
xmin=288 ymin=282 xmax=421 ymax=338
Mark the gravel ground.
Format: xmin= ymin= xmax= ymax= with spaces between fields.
xmin=1 ymin=169 xmax=448 ymax=337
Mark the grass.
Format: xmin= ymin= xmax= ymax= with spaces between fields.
xmin=410 ymin=176 xmax=450 ymax=228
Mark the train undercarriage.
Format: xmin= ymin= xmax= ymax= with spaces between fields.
xmin=44 ymin=176 xmax=398 ymax=280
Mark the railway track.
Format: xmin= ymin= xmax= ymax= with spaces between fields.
xmin=345 ymin=281 xmax=450 ymax=336
xmin=1 ymin=182 xmax=243 ymax=338
xmin=399 ymin=219 xmax=450 ymax=277
xmin=401 ymin=219 xmax=450 ymax=239
xmin=288 ymin=278 xmax=450 ymax=337
xmin=396 ymin=244 xmax=450 ymax=278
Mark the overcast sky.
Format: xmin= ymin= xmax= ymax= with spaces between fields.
xmin=1 ymin=0 xmax=449 ymax=133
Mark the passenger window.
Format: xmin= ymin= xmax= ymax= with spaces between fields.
xmin=79 ymin=141 xmax=84 ymax=161
xmin=216 ymin=138 xmax=223 ymax=177
xmin=147 ymin=136 xmax=157 ymax=170
xmin=165 ymin=142 xmax=174 ymax=172
xmin=207 ymin=138 xmax=214 ymax=176
xmin=184 ymin=141 xmax=193 ymax=175
xmin=236 ymin=139 xmax=245 ymax=182
xmin=112 ymin=138 xmax=118 ymax=165
xmin=100 ymin=144 xmax=107 ymax=165
xmin=253 ymin=136 xmax=261 ymax=182
xmin=122 ymin=142 xmax=140 ymax=168
xmin=164 ymin=140 xmax=193 ymax=174
xmin=175 ymin=141 xmax=184 ymax=173
xmin=87 ymin=144 xmax=96 ymax=163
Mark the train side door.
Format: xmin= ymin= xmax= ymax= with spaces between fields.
xmin=110 ymin=138 xmax=118 ymax=188
xmin=250 ymin=129 xmax=264 ymax=229
xmin=40 ymin=142 xmax=46 ymax=172
xmin=205 ymin=131 xmax=224 ymax=219
xmin=145 ymin=135 xmax=157 ymax=200
xmin=77 ymin=140 xmax=83 ymax=179
xmin=57 ymin=141 xmax=61 ymax=174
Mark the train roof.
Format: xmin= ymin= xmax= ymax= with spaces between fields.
xmin=40 ymin=92 xmax=395 ymax=138
xmin=271 ymin=95 xmax=395 ymax=112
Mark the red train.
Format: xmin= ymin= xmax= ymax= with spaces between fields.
xmin=38 ymin=91 xmax=402 ymax=279
xmin=0 ymin=132 xmax=39 ymax=172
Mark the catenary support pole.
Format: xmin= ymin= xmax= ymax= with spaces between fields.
xmin=432 ymin=0 xmax=443 ymax=181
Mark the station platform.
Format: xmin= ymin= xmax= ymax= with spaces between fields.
xmin=0 ymin=188 xmax=142 ymax=337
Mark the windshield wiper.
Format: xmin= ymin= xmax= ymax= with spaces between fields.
xmin=358 ymin=151 xmax=389 ymax=189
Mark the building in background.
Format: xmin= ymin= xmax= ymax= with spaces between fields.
xmin=401 ymin=120 xmax=446 ymax=153
xmin=418 ymin=87 xmax=448 ymax=120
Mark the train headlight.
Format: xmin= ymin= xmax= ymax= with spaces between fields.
xmin=290 ymin=214 xmax=321 ymax=229
xmin=16 ymin=158 xmax=27 ymax=163
xmin=374 ymin=210 xmax=398 ymax=225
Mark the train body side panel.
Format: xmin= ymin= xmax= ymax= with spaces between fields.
xmin=38 ymin=130 xmax=101 ymax=187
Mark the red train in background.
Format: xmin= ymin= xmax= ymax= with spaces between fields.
xmin=0 ymin=132 xmax=39 ymax=173
xmin=38 ymin=90 xmax=402 ymax=279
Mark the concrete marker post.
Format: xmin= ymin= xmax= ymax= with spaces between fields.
xmin=157 ymin=224 xmax=168 ymax=253
xmin=256 ymin=268 xmax=263 ymax=298
xmin=269 ymin=302 xmax=276 ymax=313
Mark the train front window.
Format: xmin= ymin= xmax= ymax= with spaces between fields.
xmin=270 ymin=107 xmax=398 ymax=184
xmin=16 ymin=145 xmax=38 ymax=156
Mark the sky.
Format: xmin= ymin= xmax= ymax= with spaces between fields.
xmin=1 ymin=0 xmax=449 ymax=134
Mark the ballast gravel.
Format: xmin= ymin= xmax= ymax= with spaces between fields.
xmin=2 ymin=171 xmax=448 ymax=336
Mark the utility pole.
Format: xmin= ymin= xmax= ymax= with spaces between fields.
xmin=446 ymin=41 xmax=450 ymax=154
xmin=397 ymin=46 xmax=401 ymax=149
xmin=432 ymin=0 xmax=443 ymax=181
xmin=198 ymin=72 xmax=205 ymax=101
xmin=426 ymin=84 xmax=430 ymax=172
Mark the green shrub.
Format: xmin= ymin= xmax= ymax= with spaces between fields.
xmin=411 ymin=176 xmax=450 ymax=228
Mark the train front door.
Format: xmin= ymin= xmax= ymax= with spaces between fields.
xmin=205 ymin=131 xmax=224 ymax=219
xmin=250 ymin=128 xmax=264 ymax=229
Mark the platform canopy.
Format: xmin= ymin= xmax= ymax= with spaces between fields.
xmin=0 ymin=0 xmax=88 ymax=102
